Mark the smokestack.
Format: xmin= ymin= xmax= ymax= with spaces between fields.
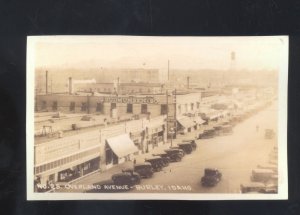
xmin=168 ymin=60 xmax=170 ymax=82
xmin=45 ymin=70 xmax=48 ymax=94
xmin=69 ymin=77 xmax=73 ymax=95
xmin=187 ymin=76 xmax=190 ymax=89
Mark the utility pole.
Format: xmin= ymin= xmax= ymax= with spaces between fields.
xmin=166 ymin=89 xmax=169 ymax=140
xmin=117 ymin=77 xmax=120 ymax=94
xmin=45 ymin=70 xmax=48 ymax=95
xmin=174 ymin=89 xmax=177 ymax=139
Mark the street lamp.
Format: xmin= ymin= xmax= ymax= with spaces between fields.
xmin=169 ymin=127 xmax=175 ymax=147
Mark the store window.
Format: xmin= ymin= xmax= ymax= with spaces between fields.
xmin=52 ymin=101 xmax=58 ymax=111
xmin=96 ymin=102 xmax=103 ymax=113
xmin=161 ymin=104 xmax=168 ymax=115
xmin=127 ymin=104 xmax=133 ymax=113
xmin=70 ymin=102 xmax=75 ymax=111
xmin=81 ymin=102 xmax=87 ymax=111
xmin=141 ymin=104 xmax=148 ymax=114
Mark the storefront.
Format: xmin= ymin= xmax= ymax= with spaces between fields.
xmin=144 ymin=117 xmax=166 ymax=153
xmin=177 ymin=116 xmax=196 ymax=134
xmin=193 ymin=116 xmax=206 ymax=130
xmin=57 ymin=157 xmax=100 ymax=182
xmin=105 ymin=133 xmax=139 ymax=168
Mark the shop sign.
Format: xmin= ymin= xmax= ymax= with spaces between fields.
xmin=99 ymin=96 xmax=158 ymax=104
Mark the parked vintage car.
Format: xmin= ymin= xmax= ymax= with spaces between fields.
xmin=213 ymin=125 xmax=223 ymax=135
xmin=221 ymin=125 xmax=233 ymax=135
xmin=123 ymin=162 xmax=154 ymax=178
xmin=111 ymin=171 xmax=141 ymax=186
xmin=250 ymin=168 xmax=276 ymax=183
xmin=164 ymin=148 xmax=184 ymax=162
xmin=257 ymin=164 xmax=278 ymax=173
xmin=145 ymin=156 xmax=164 ymax=172
xmin=182 ymin=139 xmax=197 ymax=150
xmin=201 ymin=168 xmax=222 ymax=187
xmin=199 ymin=129 xmax=216 ymax=139
xmin=240 ymin=182 xmax=267 ymax=193
xmin=177 ymin=142 xmax=194 ymax=154
xmin=170 ymin=146 xmax=186 ymax=156
xmin=152 ymin=153 xmax=170 ymax=166
xmin=263 ymin=183 xmax=278 ymax=193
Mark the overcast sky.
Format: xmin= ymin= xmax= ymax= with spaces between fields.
xmin=33 ymin=36 xmax=287 ymax=72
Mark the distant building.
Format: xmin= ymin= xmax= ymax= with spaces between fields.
xmin=75 ymin=82 xmax=165 ymax=95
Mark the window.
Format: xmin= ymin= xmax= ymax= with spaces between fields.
xmin=96 ymin=103 xmax=103 ymax=113
xmin=161 ymin=104 xmax=168 ymax=115
xmin=42 ymin=101 xmax=47 ymax=109
xmin=52 ymin=101 xmax=58 ymax=111
xmin=139 ymin=88 xmax=142 ymax=93
xmin=141 ymin=104 xmax=148 ymax=114
xmin=70 ymin=102 xmax=75 ymax=111
xmin=178 ymin=105 xmax=181 ymax=114
xmin=197 ymin=102 xmax=200 ymax=109
xmin=81 ymin=102 xmax=87 ymax=111
xmin=191 ymin=103 xmax=194 ymax=111
xmin=127 ymin=104 xmax=133 ymax=113
xmin=111 ymin=103 xmax=116 ymax=110
xmin=185 ymin=104 xmax=188 ymax=112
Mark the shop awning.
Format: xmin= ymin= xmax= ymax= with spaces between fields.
xmin=177 ymin=116 xmax=195 ymax=128
xmin=194 ymin=117 xmax=206 ymax=125
xmin=106 ymin=134 xmax=138 ymax=158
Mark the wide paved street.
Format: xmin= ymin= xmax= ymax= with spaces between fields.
xmin=130 ymin=101 xmax=278 ymax=193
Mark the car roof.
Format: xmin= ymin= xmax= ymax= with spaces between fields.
xmin=165 ymin=148 xmax=182 ymax=152
xmin=178 ymin=142 xmax=192 ymax=145
xmin=112 ymin=172 xmax=130 ymax=177
xmin=135 ymin=162 xmax=152 ymax=167
xmin=252 ymin=169 xmax=274 ymax=173
xmin=182 ymin=139 xmax=194 ymax=142
xmin=205 ymin=168 xmax=218 ymax=171
xmin=145 ymin=156 xmax=162 ymax=160
xmin=152 ymin=152 xmax=167 ymax=155
xmin=241 ymin=182 xmax=265 ymax=187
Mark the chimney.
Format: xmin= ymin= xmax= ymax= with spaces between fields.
xmin=69 ymin=77 xmax=73 ymax=95
xmin=45 ymin=70 xmax=48 ymax=94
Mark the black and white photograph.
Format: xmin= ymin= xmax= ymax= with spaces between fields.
xmin=26 ymin=36 xmax=288 ymax=200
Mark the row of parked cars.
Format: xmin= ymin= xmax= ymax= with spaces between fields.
xmin=87 ymin=140 xmax=197 ymax=192
xmin=199 ymin=101 xmax=274 ymax=188
xmin=240 ymin=147 xmax=278 ymax=194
